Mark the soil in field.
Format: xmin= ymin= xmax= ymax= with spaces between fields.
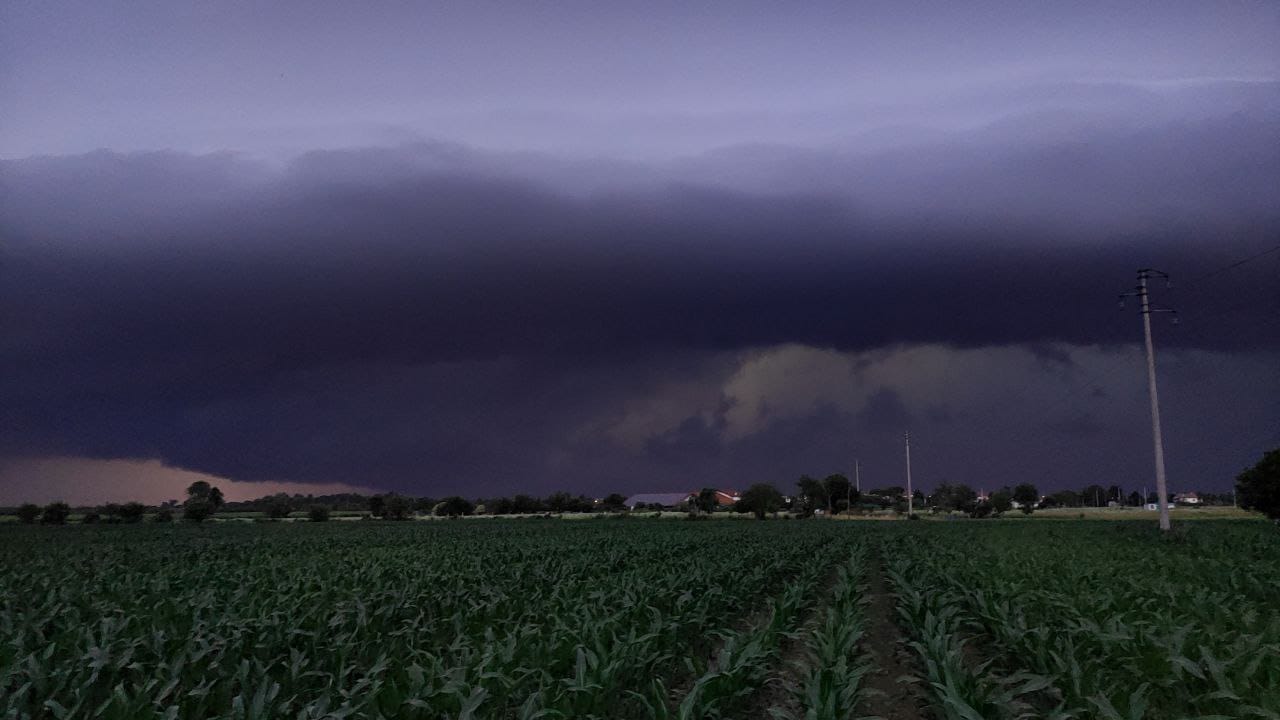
xmin=856 ymin=554 xmax=926 ymax=720
xmin=743 ymin=567 xmax=843 ymax=718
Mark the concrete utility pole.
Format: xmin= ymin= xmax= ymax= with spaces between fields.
xmin=850 ymin=459 xmax=858 ymax=512
xmin=904 ymin=432 xmax=913 ymax=517
xmin=1120 ymin=269 xmax=1177 ymax=531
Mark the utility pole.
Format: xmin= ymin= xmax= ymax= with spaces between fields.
xmin=851 ymin=459 xmax=858 ymax=513
xmin=904 ymin=432 xmax=913 ymax=518
xmin=1120 ymin=269 xmax=1177 ymax=531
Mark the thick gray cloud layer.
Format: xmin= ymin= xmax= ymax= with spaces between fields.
xmin=2 ymin=2 xmax=1277 ymax=499
xmin=3 ymin=91 xmax=1278 ymax=496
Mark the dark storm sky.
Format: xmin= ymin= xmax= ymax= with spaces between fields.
xmin=2 ymin=1 xmax=1278 ymax=502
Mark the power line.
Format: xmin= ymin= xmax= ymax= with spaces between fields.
xmin=1181 ymin=242 xmax=1280 ymax=289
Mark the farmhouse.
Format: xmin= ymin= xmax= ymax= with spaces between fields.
xmin=624 ymin=492 xmax=693 ymax=510
xmin=711 ymin=489 xmax=741 ymax=506
xmin=623 ymin=489 xmax=740 ymax=510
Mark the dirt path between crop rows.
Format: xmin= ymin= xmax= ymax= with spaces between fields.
xmin=741 ymin=566 xmax=843 ymax=719
xmin=856 ymin=550 xmax=927 ymax=720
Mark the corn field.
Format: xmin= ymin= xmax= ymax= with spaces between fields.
xmin=1 ymin=519 xmax=1276 ymax=719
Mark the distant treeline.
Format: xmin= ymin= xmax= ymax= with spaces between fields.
xmin=0 ymin=477 xmax=1245 ymax=525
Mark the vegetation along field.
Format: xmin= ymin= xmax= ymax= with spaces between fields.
xmin=1 ymin=520 xmax=1278 ymax=719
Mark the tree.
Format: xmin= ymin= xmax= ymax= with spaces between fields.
xmin=16 ymin=503 xmax=40 ymax=524
xmin=182 ymin=499 xmax=215 ymax=522
xmin=511 ymin=495 xmax=544 ymax=514
xmin=736 ymin=483 xmax=784 ymax=520
xmin=601 ymin=493 xmax=628 ymax=512
xmin=1237 ymin=448 xmax=1280 ymax=520
xmin=435 ymin=496 xmax=475 ymax=517
xmin=82 ymin=511 xmax=101 ymax=524
xmin=695 ymin=488 xmax=719 ymax=514
xmin=795 ymin=476 xmax=826 ymax=516
xmin=929 ymin=483 xmax=977 ymax=513
xmin=119 ymin=501 xmax=147 ymax=523
xmin=307 ymin=505 xmax=331 ymax=522
xmin=265 ymin=496 xmax=293 ymax=519
xmin=1013 ymin=483 xmax=1039 ymax=514
xmin=1050 ymin=490 xmax=1080 ymax=508
xmin=989 ymin=490 xmax=1013 ymax=515
xmin=822 ymin=474 xmax=852 ymax=514
xmin=41 ymin=502 xmax=71 ymax=525
xmin=1127 ymin=491 xmax=1143 ymax=507
xmin=546 ymin=491 xmax=577 ymax=513
xmin=186 ymin=482 xmax=223 ymax=521
xmin=368 ymin=495 xmax=386 ymax=518
xmin=154 ymin=508 xmax=174 ymax=523
xmin=484 ymin=497 xmax=513 ymax=514
xmin=1081 ymin=484 xmax=1108 ymax=507
xmin=384 ymin=494 xmax=414 ymax=520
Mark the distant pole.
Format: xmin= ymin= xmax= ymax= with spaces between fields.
xmin=1120 ymin=269 xmax=1176 ymax=531
xmin=904 ymin=432 xmax=913 ymax=517
xmin=850 ymin=459 xmax=858 ymax=513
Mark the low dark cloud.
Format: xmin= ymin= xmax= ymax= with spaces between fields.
xmin=2 ymin=98 xmax=1278 ymax=496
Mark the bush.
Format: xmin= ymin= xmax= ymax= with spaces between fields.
xmin=41 ymin=502 xmax=71 ymax=525
xmin=265 ymin=500 xmax=292 ymax=519
xmin=1237 ymin=448 xmax=1280 ymax=520
xmin=183 ymin=499 xmax=215 ymax=522
xmin=119 ymin=502 xmax=147 ymax=523
xmin=15 ymin=503 xmax=40 ymax=524
xmin=153 ymin=508 xmax=174 ymax=523
xmin=307 ymin=505 xmax=331 ymax=522
xmin=736 ymin=483 xmax=785 ymax=520
xmin=433 ymin=496 xmax=475 ymax=518
xmin=384 ymin=494 xmax=415 ymax=520
xmin=81 ymin=511 xmax=101 ymax=524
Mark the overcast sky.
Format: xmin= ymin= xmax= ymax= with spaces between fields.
xmin=2 ymin=1 xmax=1278 ymax=503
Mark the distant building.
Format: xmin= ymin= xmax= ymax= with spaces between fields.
xmin=624 ymin=492 xmax=693 ymax=510
xmin=623 ymin=489 xmax=740 ymax=510
xmin=712 ymin=489 xmax=741 ymax=506
xmin=1173 ymin=492 xmax=1202 ymax=505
